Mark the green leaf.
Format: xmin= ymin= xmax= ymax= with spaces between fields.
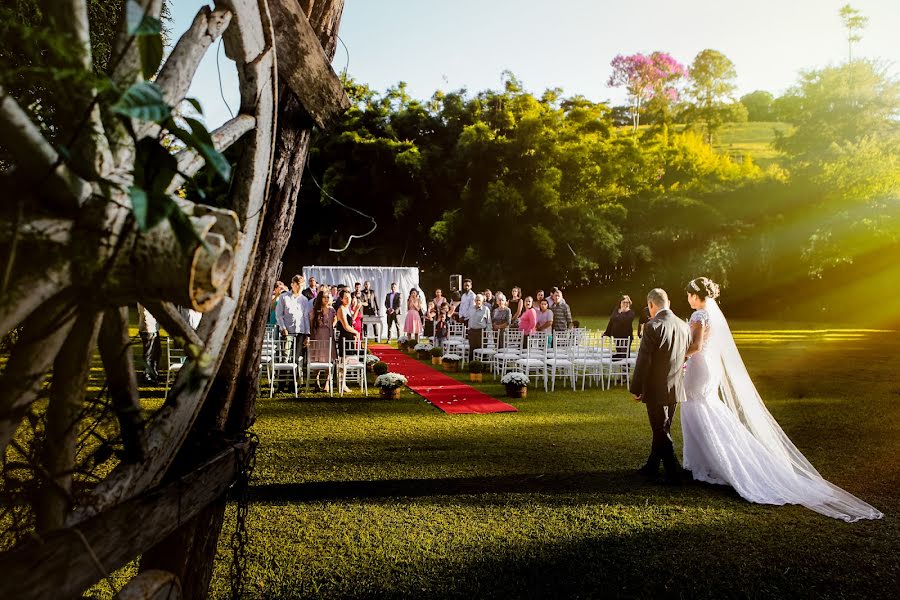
xmin=129 ymin=186 xmax=174 ymax=230
xmin=127 ymin=0 xmax=162 ymax=36
xmin=112 ymin=82 xmax=171 ymax=122
xmin=138 ymin=34 xmax=164 ymax=80
xmin=167 ymin=118 xmax=232 ymax=182
xmin=185 ymin=98 xmax=204 ymax=115
xmin=133 ymin=137 xmax=178 ymax=194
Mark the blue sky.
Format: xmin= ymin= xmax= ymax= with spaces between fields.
xmin=173 ymin=0 xmax=900 ymax=129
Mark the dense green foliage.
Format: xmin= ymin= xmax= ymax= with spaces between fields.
xmin=289 ymin=60 xmax=899 ymax=320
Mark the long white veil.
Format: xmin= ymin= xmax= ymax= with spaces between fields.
xmin=704 ymin=298 xmax=882 ymax=522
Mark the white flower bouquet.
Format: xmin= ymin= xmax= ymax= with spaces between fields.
xmin=414 ymin=342 xmax=434 ymax=351
xmin=397 ymin=335 xmax=409 ymax=345
xmin=364 ymin=354 xmax=380 ymax=365
xmin=501 ymin=372 xmax=529 ymax=388
xmin=375 ymin=373 xmax=408 ymax=389
xmin=442 ymin=353 xmax=462 ymax=363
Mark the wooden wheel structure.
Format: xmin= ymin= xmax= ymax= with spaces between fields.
xmin=0 ymin=0 xmax=348 ymax=597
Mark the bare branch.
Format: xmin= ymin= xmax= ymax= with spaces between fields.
xmin=145 ymin=301 xmax=204 ymax=348
xmin=0 ymin=264 xmax=71 ymax=339
xmin=168 ymin=114 xmax=256 ymax=192
xmin=156 ymin=5 xmax=233 ymax=107
xmin=0 ymin=87 xmax=92 ymax=207
xmin=98 ymin=307 xmax=146 ymax=464
xmin=0 ymin=307 xmax=77 ymax=457
xmin=36 ymin=311 xmax=103 ymax=533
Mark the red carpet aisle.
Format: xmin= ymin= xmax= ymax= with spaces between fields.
xmin=371 ymin=345 xmax=518 ymax=414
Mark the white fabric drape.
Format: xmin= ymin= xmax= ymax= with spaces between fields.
xmin=302 ymin=265 xmax=422 ymax=329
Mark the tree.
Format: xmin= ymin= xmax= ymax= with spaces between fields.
xmin=740 ymin=90 xmax=774 ymax=121
xmin=839 ymin=4 xmax=868 ymax=63
xmin=685 ymin=49 xmax=738 ymax=144
xmin=607 ymin=51 xmax=687 ymax=132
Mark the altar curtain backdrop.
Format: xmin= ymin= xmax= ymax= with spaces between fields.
xmin=303 ymin=266 xmax=421 ymax=322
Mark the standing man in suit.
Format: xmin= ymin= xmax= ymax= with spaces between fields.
xmin=629 ymin=288 xmax=691 ymax=485
xmin=302 ymin=276 xmax=317 ymax=301
xmin=361 ymin=280 xmax=379 ymax=337
xmin=384 ymin=282 xmax=401 ymax=341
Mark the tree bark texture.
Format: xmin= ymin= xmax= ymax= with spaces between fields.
xmin=139 ymin=2 xmax=348 ymax=597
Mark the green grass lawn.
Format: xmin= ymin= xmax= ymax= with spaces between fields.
xmin=193 ymin=320 xmax=900 ymax=599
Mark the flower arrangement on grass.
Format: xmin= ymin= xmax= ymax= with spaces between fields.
xmin=430 ymin=346 xmax=443 ymax=364
xmin=372 ymin=361 xmax=389 ymax=376
xmin=442 ymin=353 xmax=462 ymax=372
xmin=468 ymin=360 xmax=486 ymax=382
xmin=414 ymin=342 xmax=433 ymax=360
xmin=364 ymin=354 xmax=380 ymax=371
xmin=501 ymin=372 xmax=529 ymax=398
xmin=397 ymin=335 xmax=409 ymax=351
xmin=375 ymin=372 xmax=408 ymax=399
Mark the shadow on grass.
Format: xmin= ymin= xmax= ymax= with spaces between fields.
xmin=248 ymin=469 xmax=746 ymax=505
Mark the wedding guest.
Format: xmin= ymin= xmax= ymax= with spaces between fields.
xmin=137 ymin=304 xmax=160 ymax=384
xmin=549 ymin=287 xmax=573 ymax=331
xmin=268 ymin=280 xmax=286 ymax=326
xmin=483 ymin=289 xmax=495 ymax=311
xmin=361 ymin=280 xmax=379 ymax=337
xmin=508 ymin=287 xmax=523 ymax=329
xmin=492 ymin=292 xmax=512 ymax=346
xmin=424 ymin=301 xmax=436 ymax=338
xmin=434 ymin=311 xmax=449 ymax=349
xmin=309 ymin=290 xmax=337 ymax=390
xmin=518 ymin=296 xmax=538 ymax=338
xmin=458 ymin=278 xmax=476 ymax=323
xmin=467 ymin=293 xmax=491 ymax=361
xmin=335 ymin=289 xmax=361 ymax=394
xmin=432 ymin=288 xmax=448 ymax=314
xmin=404 ymin=288 xmax=424 ymax=340
xmin=448 ymin=290 xmax=462 ymax=323
xmin=604 ymin=295 xmax=636 ymax=340
xmin=275 ymin=275 xmax=305 ymax=339
xmin=535 ymin=289 xmax=545 ymax=306
xmin=535 ymin=298 xmax=554 ymax=334
xmin=384 ymin=282 xmax=402 ymax=341
xmin=302 ymin=276 xmax=317 ymax=300
xmin=350 ymin=294 xmax=364 ymax=337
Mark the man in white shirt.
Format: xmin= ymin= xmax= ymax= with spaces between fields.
xmin=458 ymin=278 xmax=476 ymax=324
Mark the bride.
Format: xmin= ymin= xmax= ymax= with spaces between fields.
xmin=680 ymin=277 xmax=882 ymax=522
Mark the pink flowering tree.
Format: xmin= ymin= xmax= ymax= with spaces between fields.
xmin=608 ymin=52 xmax=688 ymax=132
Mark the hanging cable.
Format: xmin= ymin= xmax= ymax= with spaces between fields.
xmin=304 ymin=157 xmax=377 ymax=253
xmin=217 ymin=39 xmax=234 ymax=119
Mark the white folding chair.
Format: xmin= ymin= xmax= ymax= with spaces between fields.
xmin=574 ymin=330 xmax=605 ymax=390
xmin=513 ymin=333 xmax=548 ymax=391
xmin=606 ymin=336 xmax=632 ymax=388
xmin=306 ymin=339 xmax=334 ymax=394
xmin=340 ymin=337 xmax=368 ymax=397
xmin=495 ymin=329 xmax=523 ymax=377
xmin=270 ymin=334 xmax=300 ymax=397
xmin=545 ymin=330 xmax=576 ymax=391
xmin=165 ymin=336 xmax=186 ymax=393
xmin=473 ymin=329 xmax=499 ymax=376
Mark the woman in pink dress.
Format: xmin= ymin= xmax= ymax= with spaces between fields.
xmin=518 ymin=295 xmax=538 ymax=339
xmin=404 ymin=289 xmax=424 ymax=340
xmin=350 ymin=295 xmax=364 ymax=337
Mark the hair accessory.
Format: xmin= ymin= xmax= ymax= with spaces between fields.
xmin=690 ymin=281 xmax=701 ymax=291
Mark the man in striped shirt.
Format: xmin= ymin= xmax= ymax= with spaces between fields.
xmin=549 ymin=287 xmax=573 ymax=331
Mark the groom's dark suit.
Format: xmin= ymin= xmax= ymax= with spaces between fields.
xmin=629 ymin=307 xmax=690 ymax=480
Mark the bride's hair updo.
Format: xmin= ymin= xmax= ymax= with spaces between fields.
xmin=686 ymin=277 xmax=721 ymax=300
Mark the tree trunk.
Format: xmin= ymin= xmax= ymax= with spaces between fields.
xmin=140 ymin=2 xmax=347 ymax=596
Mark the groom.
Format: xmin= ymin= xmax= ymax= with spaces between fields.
xmin=629 ymin=288 xmax=690 ymax=484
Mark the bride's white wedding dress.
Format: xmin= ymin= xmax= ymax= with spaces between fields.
xmin=680 ymin=299 xmax=882 ymax=522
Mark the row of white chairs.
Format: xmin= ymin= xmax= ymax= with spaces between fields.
xmin=434 ymin=327 xmax=638 ymax=392
xmin=259 ymin=327 xmax=369 ymax=397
